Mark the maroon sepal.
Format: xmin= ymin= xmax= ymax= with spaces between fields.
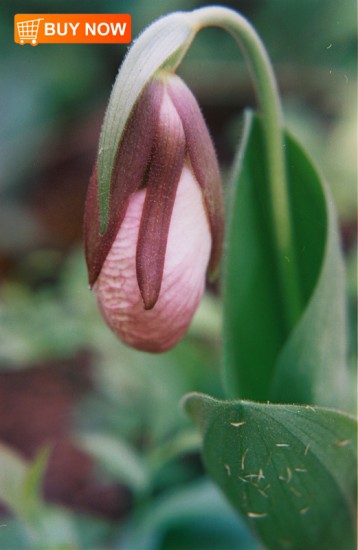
xmin=136 ymin=93 xmax=186 ymax=310
xmin=84 ymin=79 xmax=164 ymax=287
xmin=168 ymin=76 xmax=224 ymax=277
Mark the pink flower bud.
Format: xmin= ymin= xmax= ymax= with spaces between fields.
xmin=84 ymin=74 xmax=223 ymax=352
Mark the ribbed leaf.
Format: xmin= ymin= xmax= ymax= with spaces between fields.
xmin=223 ymin=112 xmax=348 ymax=408
xmin=272 ymin=138 xmax=349 ymax=407
xmin=184 ymin=393 xmax=357 ymax=550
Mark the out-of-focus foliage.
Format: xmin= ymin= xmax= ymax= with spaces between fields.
xmin=0 ymin=250 xmax=254 ymax=548
xmin=0 ymin=0 xmax=356 ymax=548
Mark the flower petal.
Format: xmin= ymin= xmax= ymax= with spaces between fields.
xmin=168 ymin=75 xmax=224 ymax=276
xmin=94 ymin=164 xmax=211 ymax=352
xmin=136 ymin=91 xmax=186 ymax=310
xmin=84 ymin=79 xmax=163 ymax=287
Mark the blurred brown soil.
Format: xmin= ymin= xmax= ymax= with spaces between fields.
xmin=0 ymin=355 xmax=130 ymax=520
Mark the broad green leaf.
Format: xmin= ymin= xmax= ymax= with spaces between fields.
xmin=184 ymin=393 xmax=357 ymax=550
xmin=223 ymin=112 xmax=348 ymax=408
xmin=271 ymin=140 xmax=349 ymax=407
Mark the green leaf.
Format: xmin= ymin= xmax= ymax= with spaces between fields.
xmin=0 ymin=443 xmax=28 ymax=517
xmin=223 ymin=112 xmax=349 ymax=408
xmin=28 ymin=507 xmax=79 ymax=550
xmin=0 ymin=443 xmax=48 ymax=521
xmin=117 ymin=479 xmax=258 ymax=550
xmin=184 ymin=393 xmax=357 ymax=550
xmin=76 ymin=434 xmax=150 ymax=494
xmin=21 ymin=446 xmax=50 ymax=520
xmin=0 ymin=445 xmax=79 ymax=549
xmin=271 ymin=137 xmax=349 ymax=408
xmin=148 ymin=429 xmax=201 ymax=473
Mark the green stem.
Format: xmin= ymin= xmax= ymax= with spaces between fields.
xmin=190 ymin=6 xmax=302 ymax=330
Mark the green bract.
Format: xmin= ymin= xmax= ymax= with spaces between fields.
xmin=97 ymin=12 xmax=196 ymax=233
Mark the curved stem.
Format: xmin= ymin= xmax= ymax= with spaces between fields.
xmin=191 ymin=6 xmax=302 ymax=330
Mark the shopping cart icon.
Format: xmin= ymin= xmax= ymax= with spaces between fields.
xmin=17 ymin=18 xmax=43 ymax=45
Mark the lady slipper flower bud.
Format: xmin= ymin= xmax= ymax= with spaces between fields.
xmin=84 ymin=73 xmax=223 ymax=352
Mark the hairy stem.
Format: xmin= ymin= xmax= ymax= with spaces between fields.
xmin=190 ymin=6 xmax=302 ymax=330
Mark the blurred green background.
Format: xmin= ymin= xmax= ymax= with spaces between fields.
xmin=0 ymin=1 xmax=356 ymax=548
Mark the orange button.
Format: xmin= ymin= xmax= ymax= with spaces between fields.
xmin=15 ymin=14 xmax=132 ymax=45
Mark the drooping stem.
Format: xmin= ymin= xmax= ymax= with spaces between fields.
xmin=190 ymin=6 xmax=302 ymax=330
